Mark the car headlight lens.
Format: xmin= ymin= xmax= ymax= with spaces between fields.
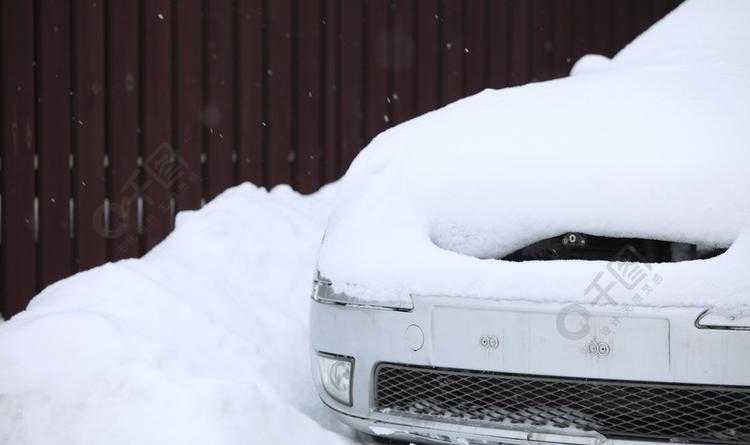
xmin=695 ymin=308 xmax=750 ymax=331
xmin=317 ymin=353 xmax=353 ymax=406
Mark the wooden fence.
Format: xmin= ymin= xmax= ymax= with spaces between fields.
xmin=0 ymin=0 xmax=681 ymax=317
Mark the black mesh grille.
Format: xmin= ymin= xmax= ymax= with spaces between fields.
xmin=375 ymin=364 xmax=750 ymax=444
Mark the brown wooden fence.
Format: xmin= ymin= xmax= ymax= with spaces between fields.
xmin=0 ymin=0 xmax=681 ymax=317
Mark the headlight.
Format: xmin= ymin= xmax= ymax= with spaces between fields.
xmin=311 ymin=272 xmax=413 ymax=310
xmin=317 ymin=353 xmax=354 ymax=406
xmin=695 ymin=308 xmax=750 ymax=331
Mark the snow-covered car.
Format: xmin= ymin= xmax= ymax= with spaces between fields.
xmin=311 ymin=1 xmax=750 ymax=444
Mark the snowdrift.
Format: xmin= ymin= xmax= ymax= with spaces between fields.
xmin=317 ymin=0 xmax=750 ymax=311
xmin=0 ymin=185 xmax=357 ymax=445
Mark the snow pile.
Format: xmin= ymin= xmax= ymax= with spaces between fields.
xmin=0 ymin=184 xmax=357 ymax=445
xmin=570 ymin=54 xmax=611 ymax=76
xmin=318 ymin=0 xmax=750 ymax=310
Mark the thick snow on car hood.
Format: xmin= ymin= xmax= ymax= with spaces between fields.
xmin=318 ymin=0 xmax=750 ymax=311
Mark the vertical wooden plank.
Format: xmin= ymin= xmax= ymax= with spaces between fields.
xmin=1 ymin=0 xmax=36 ymax=316
xmin=295 ymin=0 xmax=322 ymax=193
xmin=463 ymin=0 xmax=487 ymax=96
xmin=610 ymin=0 xmax=631 ymax=55
xmin=530 ymin=0 xmax=554 ymax=81
xmin=73 ymin=0 xmax=107 ymax=270
xmin=141 ymin=0 xmax=172 ymax=251
xmin=338 ymin=0 xmax=364 ymax=170
xmin=669 ymin=0 xmax=684 ymax=14
xmin=629 ymin=0 xmax=655 ymax=41
xmin=266 ymin=0 xmax=294 ymax=186
xmin=570 ymin=0 xmax=590 ymax=66
xmin=37 ymin=0 xmax=72 ymax=288
xmin=487 ymin=0 xmax=509 ymax=89
xmin=108 ymin=0 xmax=140 ymax=260
xmin=364 ymin=0 xmax=390 ymax=142
xmin=507 ymin=0 xmax=530 ymax=86
xmin=236 ymin=0 xmax=264 ymax=185
xmin=590 ymin=0 xmax=612 ymax=58
xmin=652 ymin=0 xmax=672 ymax=21
xmin=174 ymin=0 xmax=203 ymax=211
xmin=552 ymin=0 xmax=573 ymax=78
xmin=441 ymin=0 xmax=463 ymax=105
xmin=322 ymin=0 xmax=340 ymax=182
xmin=414 ymin=0 xmax=439 ymax=114
xmin=205 ymin=0 xmax=235 ymax=197
xmin=390 ymin=0 xmax=415 ymax=126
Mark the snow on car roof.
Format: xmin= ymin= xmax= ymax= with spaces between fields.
xmin=317 ymin=0 xmax=750 ymax=310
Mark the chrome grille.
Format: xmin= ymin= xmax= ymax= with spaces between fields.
xmin=375 ymin=364 xmax=750 ymax=444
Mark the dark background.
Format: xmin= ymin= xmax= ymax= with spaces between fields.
xmin=0 ymin=0 xmax=682 ymax=318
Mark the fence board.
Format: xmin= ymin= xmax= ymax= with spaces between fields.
xmin=508 ymin=0 xmax=531 ymax=86
xmin=629 ymin=0 xmax=656 ymax=40
xmin=441 ymin=0 xmax=463 ymax=105
xmin=487 ymin=0 xmax=509 ymax=89
xmin=174 ymin=0 xmax=203 ymax=211
xmin=142 ymin=0 xmax=173 ymax=251
xmin=610 ymin=0 xmax=631 ymax=58
xmin=364 ymin=0 xmax=390 ymax=142
xmin=294 ymin=0 xmax=322 ymax=193
xmin=553 ymin=0 xmax=572 ymax=78
xmin=205 ymin=0 xmax=235 ymax=197
xmin=590 ymin=0 xmax=612 ymax=58
xmin=339 ymin=0 xmax=364 ymax=169
xmin=531 ymin=0 xmax=554 ymax=81
xmin=389 ymin=0 xmax=415 ymax=126
xmin=1 ymin=0 xmax=36 ymax=316
xmin=37 ymin=0 xmax=72 ymax=288
xmin=108 ymin=0 xmax=140 ymax=260
xmin=653 ymin=0 xmax=676 ymax=21
xmin=322 ymin=0 xmax=340 ymax=182
xmin=266 ymin=0 xmax=294 ymax=187
xmin=570 ymin=0 xmax=590 ymax=66
xmin=463 ymin=0 xmax=487 ymax=96
xmin=236 ymin=0 xmax=264 ymax=186
xmin=72 ymin=0 xmax=107 ymax=270
xmin=414 ymin=0 xmax=439 ymax=114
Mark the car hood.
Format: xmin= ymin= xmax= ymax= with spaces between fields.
xmin=317 ymin=0 xmax=750 ymax=311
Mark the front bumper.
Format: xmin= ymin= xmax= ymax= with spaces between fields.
xmin=310 ymin=295 xmax=750 ymax=444
xmin=328 ymin=403 xmax=687 ymax=445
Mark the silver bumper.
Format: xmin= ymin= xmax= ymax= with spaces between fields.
xmin=328 ymin=402 xmax=697 ymax=445
xmin=328 ymin=400 xmax=608 ymax=445
xmin=310 ymin=295 xmax=750 ymax=444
